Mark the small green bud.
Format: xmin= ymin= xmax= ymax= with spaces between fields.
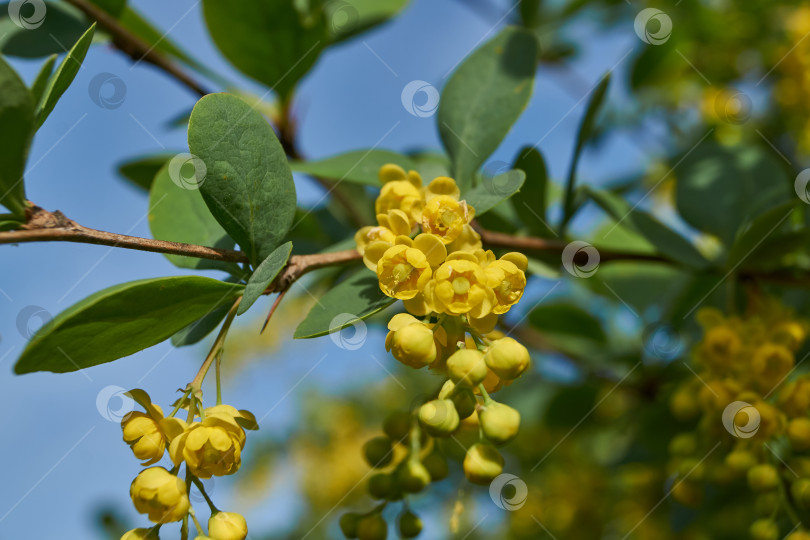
xmin=747 ymin=464 xmax=780 ymax=493
xmin=418 ymin=399 xmax=459 ymax=436
xmin=438 ymin=380 xmax=476 ymax=419
xmin=356 ymin=514 xmax=388 ymax=540
xmin=340 ymin=513 xmax=360 ymax=538
xmin=397 ymin=460 xmax=431 ymax=493
xmin=367 ymin=473 xmax=395 ymax=500
xmin=422 ymin=450 xmax=449 ymax=482
xmin=363 ymin=436 xmax=394 ymax=468
xmin=484 ymin=337 xmax=530 ymax=380
xmin=749 ymin=518 xmax=779 ymax=540
xmin=398 ymin=510 xmax=423 ymax=538
xmin=447 ymin=349 xmax=488 ymax=387
xmin=383 ymin=412 xmax=411 ymax=442
xmin=480 ymin=402 xmax=520 ymax=445
xmin=463 ymin=443 xmax=504 ymax=485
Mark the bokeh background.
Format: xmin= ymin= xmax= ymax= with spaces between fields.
xmin=1 ymin=0 xmax=803 ymax=538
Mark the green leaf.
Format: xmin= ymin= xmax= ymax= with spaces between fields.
xmin=30 ymin=54 xmax=56 ymax=105
xmin=511 ymin=146 xmax=551 ymax=236
xmin=529 ymin=303 xmax=607 ymax=343
xmin=464 ymin=169 xmax=525 ymax=216
xmin=726 ymin=202 xmax=796 ymax=269
xmin=201 ymin=0 xmax=325 ymax=98
xmin=560 ymin=72 xmax=610 ymax=232
xmin=119 ymin=153 xmax=175 ymax=191
xmin=35 ymin=23 xmax=95 ymax=129
xmin=188 ymin=93 xmax=297 ymax=267
xmin=588 ymin=187 xmax=709 ymax=269
xmin=438 ymin=27 xmax=537 ymax=190
xmin=295 ymin=270 xmax=395 ymax=339
xmin=14 ymin=277 xmax=244 ymax=374
xmin=325 ymin=0 xmax=409 ymax=42
xmin=291 ymin=150 xmax=416 ymax=186
xmin=238 ymin=242 xmax=293 ymax=316
xmin=0 ymin=55 xmax=34 ymax=216
xmin=171 ymin=305 xmax=230 ymax=347
xmin=148 ymin=161 xmax=239 ymax=273
xmin=0 ymin=2 xmax=89 ymax=59
xmin=585 ymin=261 xmax=686 ymax=314
xmin=675 ymin=142 xmax=792 ymax=245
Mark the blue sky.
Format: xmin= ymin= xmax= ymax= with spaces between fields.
xmin=0 ymin=0 xmax=651 ymax=538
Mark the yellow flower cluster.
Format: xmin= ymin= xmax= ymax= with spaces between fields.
xmin=119 ymin=389 xmax=256 ymax=540
xmin=668 ymin=300 xmax=810 ymax=539
xmin=343 ymin=165 xmax=534 ymax=538
xmin=773 ymin=6 xmax=810 ymax=154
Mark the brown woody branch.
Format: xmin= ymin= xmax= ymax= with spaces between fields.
xmin=0 ymin=206 xmax=362 ymax=293
xmin=64 ymin=0 xmax=210 ymax=96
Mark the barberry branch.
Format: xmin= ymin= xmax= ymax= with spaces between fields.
xmin=63 ymin=0 xmax=210 ymax=96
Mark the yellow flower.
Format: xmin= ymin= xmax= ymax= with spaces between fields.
xmin=354 ymin=226 xmax=396 ymax=257
xmin=421 ymin=195 xmax=474 ymax=245
xmin=485 ymin=259 xmax=526 ymax=314
xmin=376 ymin=244 xmax=432 ymax=300
xmin=129 ymin=467 xmax=189 ymax=524
xmin=375 ymin=181 xmax=423 ymax=224
xmin=121 ymin=389 xmax=187 ymax=465
xmin=751 ymin=343 xmax=794 ymax=392
xmin=169 ymin=405 xmax=258 ymax=479
xmin=208 ymin=511 xmax=248 ymax=540
xmin=426 ymin=259 xmax=495 ymax=318
xmin=699 ymin=325 xmax=741 ymax=370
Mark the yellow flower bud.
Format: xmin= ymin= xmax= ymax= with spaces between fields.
xmin=749 ymin=518 xmax=779 ymax=540
xmin=208 ymin=511 xmax=248 ymax=540
xmin=420 ymin=195 xmax=473 ymax=244
xmin=418 ymin=399 xmax=460 ymax=436
xmin=699 ymin=325 xmax=740 ymax=370
xmin=787 ymin=531 xmax=810 ymax=540
xmin=463 ymin=443 xmax=503 ymax=485
xmin=426 ymin=259 xmax=495 ymax=318
xmin=398 ymin=510 xmax=423 ymax=538
xmin=423 ymin=176 xmax=460 ymax=202
xmin=484 ymin=259 xmax=526 ymax=314
xmin=439 ymin=380 xmax=476 ymax=419
xmin=397 ymin=460 xmax=431 ymax=493
xmin=376 ymin=245 xmax=432 ymax=300
xmin=484 ymin=337 xmax=530 ymax=380
xmin=129 ymin=467 xmax=189 ymax=524
xmin=671 ymin=480 xmax=702 ymax=507
xmin=789 ymin=418 xmax=810 ymax=451
xmin=447 ymin=349 xmax=488 ymax=387
xmin=170 ymin=405 xmax=256 ymax=479
xmin=356 ymin=513 xmax=388 ymax=540
xmin=725 ymin=450 xmax=757 ymax=473
xmin=120 ymin=528 xmax=158 ymax=540
xmin=667 ymin=433 xmax=697 ymax=457
xmin=385 ymin=322 xmax=437 ymax=368
xmin=121 ymin=390 xmax=187 ymax=466
xmin=747 ymin=464 xmax=780 ymax=492
xmin=376 ymin=180 xmax=422 ymax=224
xmin=379 ymin=163 xmax=407 ymax=184
xmin=779 ymin=376 xmax=810 ymax=417
xmin=669 ymin=383 xmax=701 ymax=421
xmin=479 ymin=402 xmax=520 ymax=445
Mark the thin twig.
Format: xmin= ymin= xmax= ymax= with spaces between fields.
xmin=63 ymin=0 xmax=210 ymax=96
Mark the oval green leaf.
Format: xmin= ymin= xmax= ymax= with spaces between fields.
xmin=438 ymin=27 xmax=537 ymax=190
xmin=188 ymin=93 xmax=297 ymax=267
xmin=14 ymin=276 xmax=244 ymax=374
xmin=238 ymin=241 xmax=293 ymax=316
xmin=0 ymin=55 xmax=34 ymax=216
